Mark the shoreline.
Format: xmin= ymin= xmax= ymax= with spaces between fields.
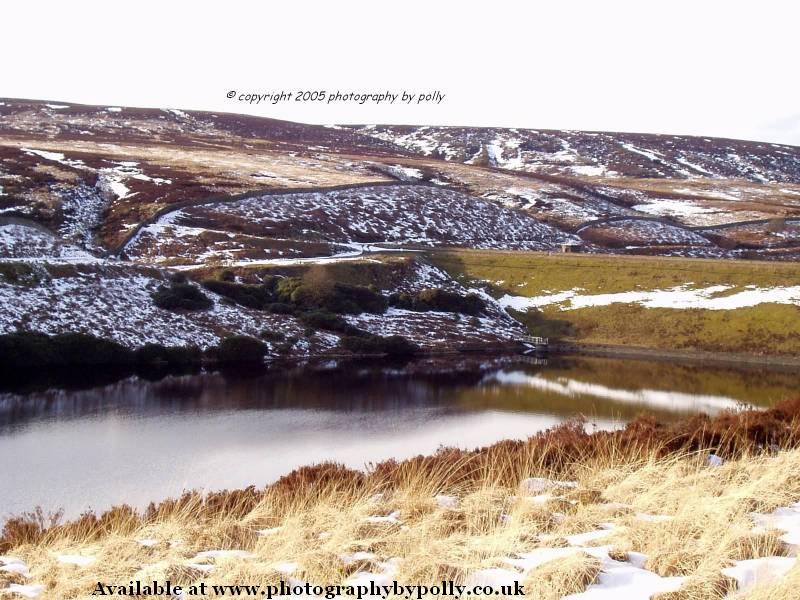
xmin=550 ymin=341 xmax=800 ymax=370
xmin=2 ymin=337 xmax=799 ymax=391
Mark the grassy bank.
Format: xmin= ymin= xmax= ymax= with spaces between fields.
xmin=429 ymin=250 xmax=800 ymax=356
xmin=3 ymin=400 xmax=800 ymax=598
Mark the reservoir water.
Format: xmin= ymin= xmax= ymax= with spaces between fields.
xmin=1 ymin=355 xmax=796 ymax=519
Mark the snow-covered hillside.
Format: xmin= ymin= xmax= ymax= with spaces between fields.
xmin=125 ymin=185 xmax=578 ymax=266
xmin=348 ymin=125 xmax=800 ymax=183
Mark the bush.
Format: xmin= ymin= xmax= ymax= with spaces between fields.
xmin=51 ymin=333 xmax=134 ymax=366
xmin=0 ymin=332 xmax=134 ymax=369
xmin=0 ymin=263 xmax=40 ymax=286
xmin=212 ymin=336 xmax=267 ymax=364
xmin=276 ymin=277 xmax=303 ymax=302
xmin=152 ymin=282 xmax=213 ymax=311
xmin=390 ymin=288 xmax=485 ymax=315
xmin=298 ymin=310 xmax=364 ymax=336
xmin=202 ymin=280 xmax=276 ymax=310
xmin=286 ymin=278 xmax=387 ymax=315
xmin=201 ymin=274 xmax=386 ymax=316
xmin=266 ymin=302 xmax=294 ymax=315
xmin=168 ymin=271 xmax=188 ymax=284
xmin=135 ymin=343 xmax=202 ymax=367
xmin=339 ymin=334 xmax=419 ymax=357
xmin=259 ymin=330 xmax=286 ymax=342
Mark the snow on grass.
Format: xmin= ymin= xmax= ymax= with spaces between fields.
xmin=0 ymin=265 xmax=323 ymax=350
xmin=21 ymin=147 xmax=85 ymax=169
xmin=485 ymin=139 xmax=524 ymax=170
xmin=55 ymin=184 xmax=108 ymax=249
xmin=164 ymin=108 xmax=191 ymax=119
xmin=585 ymin=219 xmax=713 ymax=246
xmin=191 ymin=550 xmax=254 ymax=561
xmin=620 ymin=143 xmax=664 ymax=163
xmin=504 ymin=546 xmax=585 ymax=571
xmin=751 ymin=501 xmax=800 ymax=549
xmin=564 ymin=552 xmax=686 ymax=599
xmin=0 ymin=223 xmax=98 ymax=262
xmin=0 ymin=556 xmax=29 ymax=577
xmin=675 ymin=156 xmax=715 ymax=176
xmin=565 ymin=528 xmax=616 ymax=546
xmin=570 ymin=165 xmax=610 ymax=177
xmin=352 ymin=126 xmax=458 ymax=159
xmin=520 ymin=478 xmax=578 ymax=494
xmin=97 ymin=171 xmax=132 ymax=199
xmin=3 ymin=583 xmax=44 ymax=598
xmin=373 ymin=164 xmax=424 ymax=182
xmin=498 ymin=284 xmax=800 ymax=311
xmin=500 ymin=289 xmax=581 ymax=311
xmin=96 ymin=162 xmax=171 ymax=202
xmin=434 ymin=494 xmax=458 ymax=509
xmin=346 ymin=308 xmax=521 ymax=349
xmin=56 ymin=554 xmax=96 ymax=567
xmin=126 ymin=185 xmax=578 ymax=267
xmin=721 ymin=557 xmax=797 ymax=593
xmin=365 ymin=510 xmax=401 ymax=524
xmin=490 ymin=538 xmax=686 ymax=599
xmin=633 ymin=199 xmax=717 ymax=218
xmin=145 ymin=186 xmax=576 ymax=260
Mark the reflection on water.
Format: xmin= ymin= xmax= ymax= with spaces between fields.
xmin=0 ymin=356 xmax=797 ymax=518
xmin=486 ymin=370 xmax=745 ymax=414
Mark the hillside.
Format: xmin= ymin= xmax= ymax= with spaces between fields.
xmin=1 ymin=98 xmax=799 ymax=358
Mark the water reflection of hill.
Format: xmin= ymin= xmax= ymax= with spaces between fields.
xmin=1 ymin=356 xmax=797 ymax=431
xmin=456 ymin=357 xmax=800 ymax=420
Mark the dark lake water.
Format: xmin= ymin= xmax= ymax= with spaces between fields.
xmin=1 ymin=355 xmax=798 ymax=519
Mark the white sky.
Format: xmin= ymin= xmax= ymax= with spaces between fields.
xmin=2 ymin=0 xmax=799 ymax=145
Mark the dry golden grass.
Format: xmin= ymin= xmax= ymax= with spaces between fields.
xmin=3 ymin=405 xmax=800 ymax=599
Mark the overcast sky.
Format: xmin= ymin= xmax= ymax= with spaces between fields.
xmin=3 ymin=1 xmax=799 ymax=145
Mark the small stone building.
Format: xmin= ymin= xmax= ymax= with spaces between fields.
xmin=560 ymin=242 xmax=583 ymax=253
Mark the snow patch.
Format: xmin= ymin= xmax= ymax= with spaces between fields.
xmin=498 ymin=284 xmax=800 ymax=311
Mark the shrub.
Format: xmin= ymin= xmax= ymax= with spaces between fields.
xmin=339 ymin=334 xmax=419 ymax=357
xmin=298 ymin=310 xmax=363 ymax=336
xmin=152 ymin=282 xmax=213 ymax=311
xmin=390 ymin=288 xmax=485 ymax=315
xmin=212 ymin=336 xmax=267 ymax=364
xmin=259 ymin=330 xmax=286 ymax=342
xmin=201 ymin=274 xmax=386 ymax=316
xmin=343 ymin=283 xmax=389 ymax=313
xmin=0 ymin=263 xmax=40 ymax=286
xmin=290 ymin=282 xmax=388 ymax=314
xmin=0 ymin=332 xmax=134 ymax=369
xmin=50 ymin=333 xmax=134 ymax=366
xmin=266 ymin=302 xmax=294 ymax=315
xmin=168 ymin=271 xmax=188 ymax=284
xmin=135 ymin=343 xmax=202 ymax=366
xmin=276 ymin=277 xmax=303 ymax=302
xmin=202 ymin=280 xmax=275 ymax=310
xmin=0 ymin=332 xmax=56 ymax=368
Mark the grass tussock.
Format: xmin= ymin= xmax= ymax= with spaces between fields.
xmin=3 ymin=399 xmax=800 ymax=598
